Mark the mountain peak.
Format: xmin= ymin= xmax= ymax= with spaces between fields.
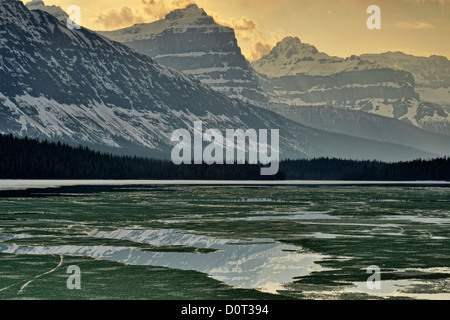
xmin=270 ymin=36 xmax=320 ymax=58
xmin=184 ymin=3 xmax=204 ymax=13
xmin=165 ymin=3 xmax=211 ymax=23
xmin=26 ymin=0 xmax=45 ymax=6
xmin=280 ymin=36 xmax=302 ymax=45
xmin=25 ymin=0 xmax=69 ymax=21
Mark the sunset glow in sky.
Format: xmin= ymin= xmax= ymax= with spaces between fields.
xmin=23 ymin=0 xmax=450 ymax=61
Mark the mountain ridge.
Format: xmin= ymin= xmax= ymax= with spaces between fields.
xmin=252 ymin=36 xmax=387 ymax=77
xmin=0 ymin=0 xmax=445 ymax=162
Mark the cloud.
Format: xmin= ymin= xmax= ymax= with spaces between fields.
xmin=212 ymin=15 xmax=280 ymax=61
xmin=394 ymin=21 xmax=434 ymax=29
xmin=252 ymin=42 xmax=273 ymax=60
xmin=96 ymin=0 xmax=195 ymax=29
xmin=141 ymin=0 xmax=195 ymax=19
xmin=96 ymin=7 xmax=146 ymax=29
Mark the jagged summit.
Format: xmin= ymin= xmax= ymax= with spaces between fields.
xmin=269 ymin=36 xmax=321 ymax=58
xmin=163 ymin=3 xmax=216 ymax=26
xmin=165 ymin=3 xmax=211 ymax=23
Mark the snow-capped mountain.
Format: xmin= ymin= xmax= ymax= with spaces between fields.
xmin=253 ymin=37 xmax=450 ymax=136
xmin=252 ymin=36 xmax=419 ymax=106
xmin=98 ymin=4 xmax=268 ymax=105
xmin=0 ymin=0 xmax=443 ymax=161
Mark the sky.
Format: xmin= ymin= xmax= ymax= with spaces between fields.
xmin=22 ymin=0 xmax=450 ymax=61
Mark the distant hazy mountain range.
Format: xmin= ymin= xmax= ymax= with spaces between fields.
xmin=252 ymin=37 xmax=450 ymax=136
xmin=0 ymin=0 xmax=448 ymax=162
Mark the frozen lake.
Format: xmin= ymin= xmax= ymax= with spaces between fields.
xmin=0 ymin=183 xmax=449 ymax=299
xmin=1 ymin=179 xmax=449 ymax=190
